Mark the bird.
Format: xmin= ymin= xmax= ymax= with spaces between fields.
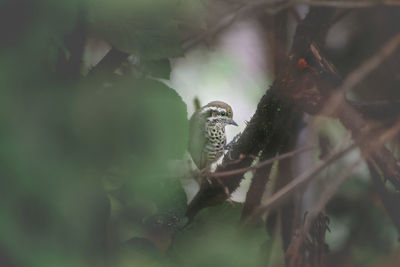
xmin=188 ymin=101 xmax=238 ymax=170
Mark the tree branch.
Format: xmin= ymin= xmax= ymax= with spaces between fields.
xmin=185 ymin=7 xmax=337 ymax=222
xmin=339 ymin=34 xmax=400 ymax=94
xmin=185 ymin=6 xmax=400 ymax=223
xmin=211 ymin=145 xmax=313 ymax=178
xmin=245 ymin=142 xmax=356 ymax=224
xmin=367 ymin=160 xmax=400 ymax=234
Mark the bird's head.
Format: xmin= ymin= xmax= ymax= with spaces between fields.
xmin=201 ymin=101 xmax=238 ymax=126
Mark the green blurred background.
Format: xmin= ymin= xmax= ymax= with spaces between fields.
xmin=0 ymin=0 xmax=399 ymax=266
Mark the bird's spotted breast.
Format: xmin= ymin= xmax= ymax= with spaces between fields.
xmin=204 ymin=122 xmax=226 ymax=162
xmin=189 ymin=101 xmax=236 ymax=170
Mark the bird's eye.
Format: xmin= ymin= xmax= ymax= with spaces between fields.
xmin=221 ymin=111 xmax=226 ymax=116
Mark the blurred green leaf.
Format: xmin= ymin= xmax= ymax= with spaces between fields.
xmin=142 ymin=59 xmax=172 ymax=79
xmin=71 ymin=76 xmax=189 ymax=255
xmin=72 ymin=77 xmax=188 ymax=165
xmin=88 ymin=0 xmax=183 ymax=59
xmin=170 ymin=203 xmax=268 ymax=267
xmin=0 ymin=0 xmax=189 ymax=264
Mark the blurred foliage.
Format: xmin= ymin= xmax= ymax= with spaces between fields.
xmin=0 ymin=0 xmax=190 ymax=266
xmin=326 ymin=174 xmax=400 ymax=267
xmin=170 ymin=203 xmax=269 ymax=267
xmin=88 ymin=0 xmax=183 ymax=59
xmin=1 ymin=0 xmax=400 ymax=267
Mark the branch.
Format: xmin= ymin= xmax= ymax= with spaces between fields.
xmin=367 ymin=160 xmax=400 ymax=234
xmin=182 ymin=0 xmax=400 ymax=52
xmin=211 ymin=146 xmax=313 ymax=178
xmin=294 ymin=0 xmax=400 ymax=8
xmin=275 ymin=136 xmax=301 ymax=250
xmin=273 ymin=33 xmax=400 ymax=189
xmin=300 ymin=119 xmax=400 ymax=241
xmin=185 ymin=7 xmax=337 ymax=222
xmin=185 ymin=6 xmax=400 ymax=222
xmin=292 ymin=127 xmax=400 ymax=266
xmin=240 ymin=148 xmax=275 ymax=222
xmin=245 ymin=142 xmax=356 ymax=225
xmin=340 ymin=33 xmax=400 ymax=94
xmin=249 ymin=117 xmax=400 ymax=226
xmin=181 ymin=0 xmax=292 ymax=52
xmin=238 ymin=142 xmax=312 ymax=219
xmin=252 ymin=0 xmax=400 ymax=8
xmin=185 ymin=89 xmax=293 ymax=220
xmin=304 ymin=159 xmax=363 ymax=229
xmin=349 ymin=100 xmax=400 ymax=122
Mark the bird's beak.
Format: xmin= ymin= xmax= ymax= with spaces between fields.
xmin=227 ymin=119 xmax=238 ymax=126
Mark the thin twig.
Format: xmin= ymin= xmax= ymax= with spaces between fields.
xmin=368 ymin=160 xmax=400 ymax=233
xmin=303 ymin=118 xmax=400 ymax=232
xmin=182 ymin=0 xmax=400 ymax=52
xmin=303 ymin=39 xmax=400 ymax=189
xmin=220 ymin=153 xmax=257 ymax=168
xmin=314 ymin=33 xmax=400 ymax=120
xmin=295 ymin=0 xmax=400 ymax=8
xmin=340 ymin=33 xmax=400 ymax=94
xmin=255 ymin=0 xmax=400 ymax=8
xmin=211 ymin=145 xmax=314 ymax=178
xmin=245 ymin=142 xmax=356 ymax=225
xmin=283 ymin=157 xmax=362 ymax=266
xmin=181 ymin=4 xmax=243 ymax=51
xmin=252 ymin=118 xmax=400 ymax=225
xmin=181 ymin=0 xmax=289 ymax=52
xmin=311 ymin=34 xmax=400 ymax=133
xmin=304 ymin=159 xmax=363 ymax=230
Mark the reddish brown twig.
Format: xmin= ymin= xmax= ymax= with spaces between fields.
xmin=245 ymin=142 xmax=356 ymax=225
xmin=211 ymin=146 xmax=314 ymax=178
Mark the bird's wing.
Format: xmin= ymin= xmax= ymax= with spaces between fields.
xmin=188 ymin=112 xmax=208 ymax=169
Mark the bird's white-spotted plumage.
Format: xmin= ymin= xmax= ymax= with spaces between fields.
xmin=189 ymin=101 xmax=237 ymax=170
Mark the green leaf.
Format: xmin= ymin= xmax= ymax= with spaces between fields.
xmin=88 ymin=0 xmax=183 ymax=59
xmin=142 ymin=59 xmax=172 ymax=80
xmin=72 ymin=77 xmax=188 ymax=165
xmin=171 ymin=203 xmax=269 ymax=267
xmin=73 ymin=77 xmax=189 ymax=246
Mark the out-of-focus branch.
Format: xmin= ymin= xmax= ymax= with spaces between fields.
xmin=250 ymin=0 xmax=400 ymax=8
xmin=294 ymin=0 xmax=400 ymax=8
xmin=182 ymin=0 xmax=400 ymax=52
xmin=239 ymin=123 xmax=307 ymax=221
xmin=285 ymin=212 xmax=330 ymax=267
xmin=349 ymin=100 xmax=400 ymax=122
xmin=273 ymin=32 xmax=400 ymax=188
xmin=212 ymin=146 xmax=313 ymax=178
xmin=286 ymin=119 xmax=400 ymax=263
xmin=181 ymin=0 xmax=290 ymax=52
xmin=339 ymin=34 xmax=400 ymax=94
xmin=245 ymin=142 xmax=356 ymax=224
xmin=185 ymin=89 xmax=292 ymax=221
xmin=185 ymin=7 xmax=337 ymax=222
xmin=275 ymin=134 xmax=301 ymax=251
xmin=313 ymin=33 xmax=400 ymax=121
xmin=368 ymin=160 xmax=400 ymax=234
xmin=185 ymin=6 xmax=400 ymax=222
xmin=240 ymin=147 xmax=275 ymax=222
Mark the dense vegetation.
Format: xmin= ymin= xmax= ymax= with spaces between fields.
xmin=1 ymin=0 xmax=400 ymax=266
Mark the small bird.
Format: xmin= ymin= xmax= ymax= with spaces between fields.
xmin=189 ymin=101 xmax=238 ymax=170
